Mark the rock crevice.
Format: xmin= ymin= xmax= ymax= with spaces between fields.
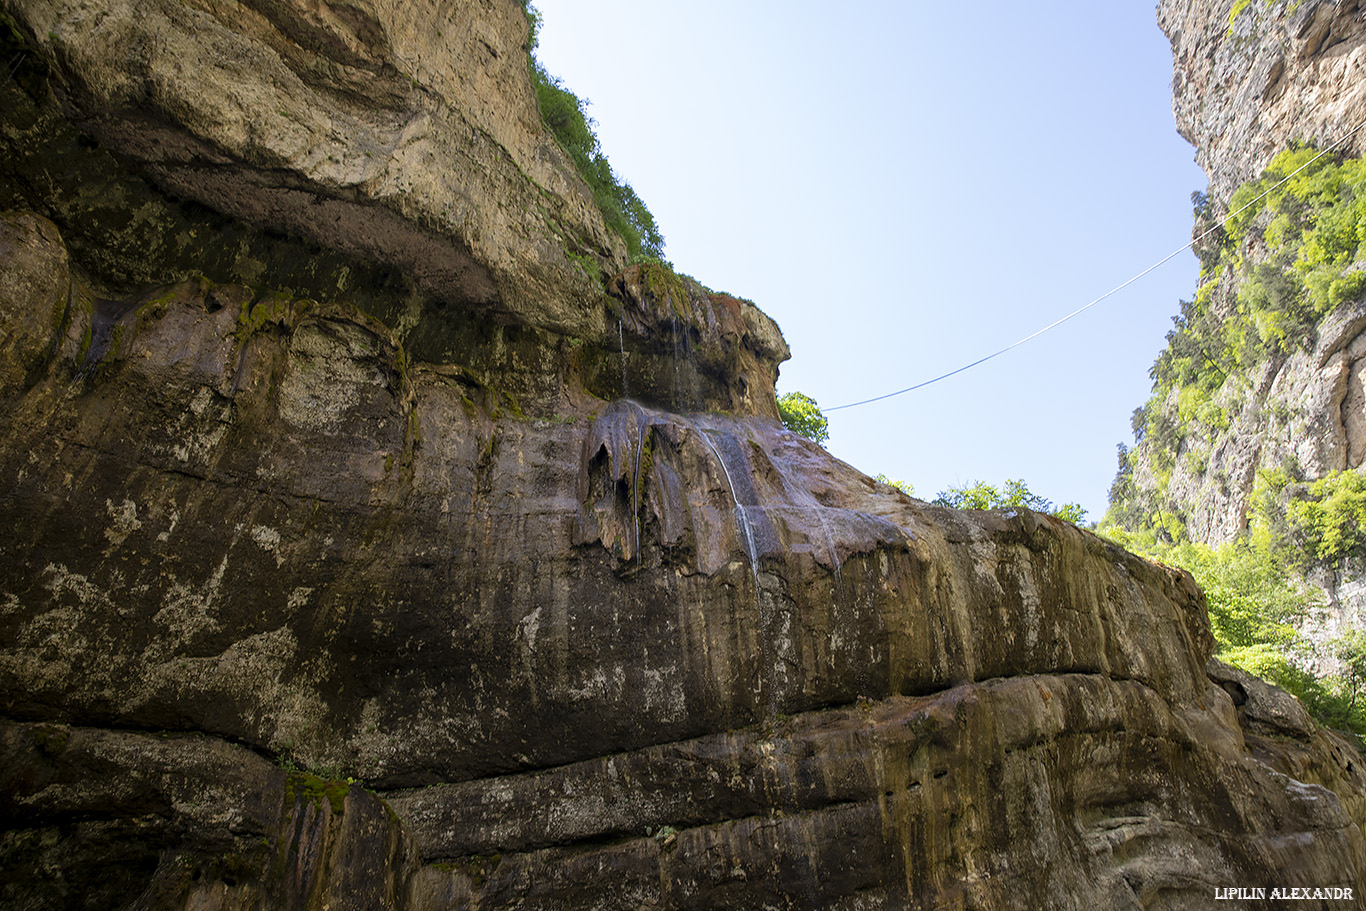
xmin=0 ymin=0 xmax=1363 ymax=907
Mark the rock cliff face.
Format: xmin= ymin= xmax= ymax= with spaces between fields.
xmin=1160 ymin=0 xmax=1366 ymax=205
xmin=1119 ymin=0 xmax=1366 ymax=629
xmin=1 ymin=1 xmax=1364 ymax=909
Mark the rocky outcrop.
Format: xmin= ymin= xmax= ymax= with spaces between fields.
xmin=0 ymin=0 xmax=792 ymax=392
xmin=1116 ymin=0 xmax=1366 ymax=640
xmin=1 ymin=0 xmax=1364 ymax=908
xmin=1135 ymin=296 xmax=1366 ymax=548
xmin=1 ymin=0 xmax=612 ymax=333
xmin=1160 ymin=0 xmax=1366 ymax=204
xmin=3 ymin=209 xmax=1364 ymax=908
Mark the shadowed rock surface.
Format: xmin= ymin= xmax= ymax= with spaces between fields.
xmin=1 ymin=0 xmax=1364 ymax=908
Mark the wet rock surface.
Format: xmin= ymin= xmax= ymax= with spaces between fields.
xmin=1 ymin=213 xmax=1363 ymax=908
xmin=0 ymin=0 xmax=1364 ymax=907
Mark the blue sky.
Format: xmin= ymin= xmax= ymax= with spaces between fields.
xmin=533 ymin=1 xmax=1207 ymax=522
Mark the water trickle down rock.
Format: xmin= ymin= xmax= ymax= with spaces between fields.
xmin=1 ymin=0 xmax=1365 ymax=907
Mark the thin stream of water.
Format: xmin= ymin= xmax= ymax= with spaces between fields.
xmin=671 ymin=315 xmax=682 ymax=413
xmin=814 ymin=509 xmax=843 ymax=582
xmin=691 ymin=421 xmax=773 ymax=718
xmin=633 ymin=406 xmax=646 ymax=564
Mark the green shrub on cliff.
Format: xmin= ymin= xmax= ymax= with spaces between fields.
xmin=1285 ymin=469 xmax=1366 ymax=565
xmin=1101 ymin=526 xmax=1312 ymax=650
xmin=1112 ymin=148 xmax=1366 ymax=543
xmin=521 ymin=3 xmax=665 ymax=261
xmin=874 ymin=474 xmax=915 ymax=497
xmin=1097 ymin=521 xmax=1366 ymax=737
xmin=1224 ymin=148 xmax=1366 ymax=346
xmin=777 ymin=391 xmax=830 ymax=446
xmin=934 ymin=479 xmax=1087 ymax=525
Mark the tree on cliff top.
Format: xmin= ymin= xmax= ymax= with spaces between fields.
xmin=777 ymin=391 xmax=829 ymax=447
xmin=934 ymin=479 xmax=1087 ymax=525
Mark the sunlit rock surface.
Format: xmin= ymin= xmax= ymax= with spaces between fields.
xmin=0 ymin=0 xmax=1364 ymax=908
xmin=1125 ymin=0 xmax=1366 ymax=637
xmin=1160 ymin=0 xmax=1366 ymax=203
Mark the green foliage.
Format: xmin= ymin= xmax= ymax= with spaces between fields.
xmin=1226 ymin=148 xmax=1366 ymax=338
xmin=1285 ymin=469 xmax=1366 ymax=564
xmin=1105 ymin=146 xmax=1366 ymax=743
xmin=874 ymin=474 xmax=915 ymax=497
xmin=1111 ymin=149 xmax=1366 ymax=543
xmin=933 ymin=478 xmax=1087 ymax=525
xmin=777 ymin=392 xmax=829 ymax=447
xmin=284 ymin=770 xmax=351 ymax=816
xmin=1097 ymin=519 xmax=1366 ymax=739
xmin=522 ymin=3 xmax=665 ymax=261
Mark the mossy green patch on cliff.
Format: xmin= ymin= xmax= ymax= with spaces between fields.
xmin=640 ymin=261 xmax=692 ymax=321
xmin=1227 ymin=0 xmax=1252 ymax=30
xmin=235 ymin=292 xmax=304 ymax=344
xmin=284 ymin=770 xmax=350 ymax=816
xmin=565 ymin=248 xmax=603 ymax=285
xmin=433 ymin=854 xmax=502 ymax=888
xmin=29 ymin=724 xmax=69 ymax=757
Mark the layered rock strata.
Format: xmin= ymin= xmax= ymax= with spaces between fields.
xmin=2 ymin=210 xmax=1364 ymax=909
xmin=0 ymin=0 xmax=1364 ymax=908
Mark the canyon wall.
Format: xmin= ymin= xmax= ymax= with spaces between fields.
xmin=1116 ymin=0 xmax=1366 ymax=637
xmin=1 ymin=1 xmax=1363 ymax=908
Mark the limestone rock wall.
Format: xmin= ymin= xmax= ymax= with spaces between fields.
xmin=0 ymin=0 xmax=1364 ymax=908
xmin=1134 ymin=297 xmax=1366 ymax=549
xmin=1160 ymin=0 xmax=1366 ymax=205
xmin=2 ymin=210 xmax=1363 ymax=908
xmin=1119 ymin=0 xmax=1366 ymax=638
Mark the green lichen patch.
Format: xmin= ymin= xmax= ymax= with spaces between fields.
xmin=235 ymin=291 xmax=309 ymax=345
xmin=640 ymin=261 xmax=691 ymax=321
xmin=284 ymin=770 xmax=350 ymax=816
xmin=29 ymin=724 xmax=69 ymax=757
xmin=565 ymin=248 xmax=603 ymax=286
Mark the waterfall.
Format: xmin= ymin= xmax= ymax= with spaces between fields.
xmin=633 ymin=406 xmax=646 ymax=564
xmin=814 ymin=509 xmax=844 ymax=582
xmin=671 ymin=315 xmax=682 ymax=413
xmin=691 ymin=421 xmax=775 ymax=719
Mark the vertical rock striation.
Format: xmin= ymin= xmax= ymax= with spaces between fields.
xmin=0 ymin=0 xmax=1363 ymax=908
xmin=1160 ymin=0 xmax=1366 ymax=204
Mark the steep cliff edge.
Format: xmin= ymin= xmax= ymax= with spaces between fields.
xmin=1113 ymin=0 xmax=1366 ymax=644
xmin=1160 ymin=0 xmax=1366 ymax=204
xmin=2 ymin=1 xmax=1364 ymax=908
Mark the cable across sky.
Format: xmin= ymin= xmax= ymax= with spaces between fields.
xmin=824 ymin=116 xmax=1366 ymax=413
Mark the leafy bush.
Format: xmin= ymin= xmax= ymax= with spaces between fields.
xmin=777 ymin=392 xmax=829 ymax=446
xmin=522 ymin=3 xmax=665 ymax=261
xmin=874 ymin=474 xmax=915 ymax=497
xmin=1286 ymin=469 xmax=1366 ymax=564
xmin=934 ymin=479 xmax=1087 ymax=525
